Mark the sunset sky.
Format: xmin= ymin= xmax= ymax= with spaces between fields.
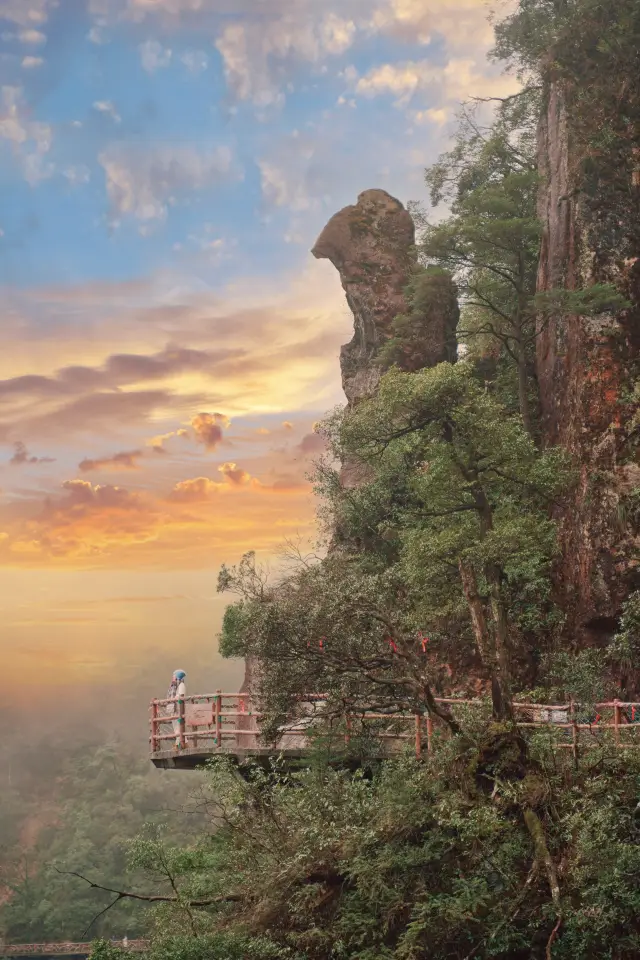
xmin=0 ymin=0 xmax=518 ymax=710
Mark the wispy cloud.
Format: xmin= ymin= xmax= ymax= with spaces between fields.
xmin=9 ymin=441 xmax=55 ymax=465
xmin=181 ymin=49 xmax=208 ymax=74
xmin=355 ymin=57 xmax=521 ymax=109
xmin=78 ymin=450 xmax=144 ymax=472
xmin=93 ymin=99 xmax=122 ymax=123
xmin=22 ymin=55 xmax=44 ymax=68
xmin=0 ymin=85 xmax=53 ymax=184
xmin=0 ymin=259 xmax=348 ymax=439
xmin=18 ymin=28 xmax=46 ymax=44
xmin=216 ymin=11 xmax=356 ymax=106
xmin=0 ymin=0 xmax=52 ymax=28
xmin=99 ymin=142 xmax=237 ymax=224
xmin=139 ymin=39 xmax=172 ymax=73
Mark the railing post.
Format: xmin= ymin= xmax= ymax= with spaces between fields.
xmin=178 ymin=695 xmax=186 ymax=750
xmin=150 ymin=700 xmax=158 ymax=754
xmin=415 ymin=713 xmax=422 ymax=758
xmin=215 ymin=689 xmax=222 ymax=748
xmin=427 ymin=715 xmax=434 ymax=754
xmin=238 ymin=694 xmax=245 ymax=743
xmin=614 ymin=700 xmax=621 ymax=747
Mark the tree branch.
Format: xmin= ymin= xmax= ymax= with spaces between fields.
xmin=58 ymin=868 xmax=241 ymax=909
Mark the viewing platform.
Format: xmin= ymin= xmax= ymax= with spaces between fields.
xmin=149 ymin=693 xmax=640 ymax=770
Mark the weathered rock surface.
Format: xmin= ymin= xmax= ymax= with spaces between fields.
xmin=312 ymin=188 xmax=458 ymax=492
xmin=536 ymin=83 xmax=640 ymax=640
xmin=313 ymin=189 xmax=438 ymax=404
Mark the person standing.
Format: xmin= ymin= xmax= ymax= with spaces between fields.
xmin=170 ymin=669 xmax=186 ymax=748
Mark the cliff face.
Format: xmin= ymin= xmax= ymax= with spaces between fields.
xmin=536 ymin=83 xmax=640 ymax=641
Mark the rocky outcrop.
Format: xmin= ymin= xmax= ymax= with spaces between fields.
xmin=536 ymin=83 xmax=640 ymax=641
xmin=312 ymin=188 xmax=458 ymax=493
xmin=312 ymin=188 xmax=457 ymax=405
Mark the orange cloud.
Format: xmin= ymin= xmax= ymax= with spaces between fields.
xmin=168 ymin=476 xmax=219 ymax=502
xmin=0 ymin=469 xmax=314 ymax=569
xmin=0 ymin=261 xmax=349 ymax=452
xmin=78 ymin=450 xmax=143 ymax=472
xmin=218 ymin=461 xmax=251 ymax=486
xmin=191 ymin=412 xmax=230 ymax=450
xmin=149 ymin=428 xmax=190 ymax=453
xmin=57 ymin=478 xmax=144 ymax=510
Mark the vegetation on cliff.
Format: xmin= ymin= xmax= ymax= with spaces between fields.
xmin=84 ymin=744 xmax=640 ymax=960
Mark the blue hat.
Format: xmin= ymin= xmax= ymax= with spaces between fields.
xmin=173 ymin=669 xmax=186 ymax=680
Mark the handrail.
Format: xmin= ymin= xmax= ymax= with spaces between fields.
xmin=152 ymin=694 xmax=640 ymax=708
xmin=0 ymin=941 xmax=147 ymax=955
xmin=149 ymin=692 xmax=640 ymax=761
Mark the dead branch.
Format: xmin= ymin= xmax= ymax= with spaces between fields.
xmin=58 ymin=868 xmax=240 ymax=915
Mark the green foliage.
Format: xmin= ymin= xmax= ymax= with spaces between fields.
xmin=420 ymin=93 xmax=542 ymax=430
xmin=378 ymin=266 xmax=459 ymax=372
xmin=88 ymin=941 xmax=128 ymax=960
xmin=337 ymin=362 xmax=570 ymax=639
xmin=419 ymin=74 xmax=629 ymax=433
xmin=109 ymin=749 xmax=640 ymax=960
xmin=540 ymin=648 xmax=615 ymax=705
xmin=147 ymin=933 xmax=295 ymax=960
xmin=219 ymin=602 xmax=254 ymax=658
xmin=609 ymin=592 xmax=640 ymax=670
xmin=218 ymin=362 xmax=572 ymax=733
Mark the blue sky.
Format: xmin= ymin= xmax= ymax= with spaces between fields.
xmin=0 ymin=0 xmax=520 ymax=693
xmin=0 ymin=0 xmax=516 ymax=287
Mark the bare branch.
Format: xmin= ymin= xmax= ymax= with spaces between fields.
xmin=58 ymin=868 xmax=240 ymax=910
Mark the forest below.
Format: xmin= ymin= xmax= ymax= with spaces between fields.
xmin=1 ymin=0 xmax=639 ymax=957
xmin=0 ymin=732 xmax=205 ymax=944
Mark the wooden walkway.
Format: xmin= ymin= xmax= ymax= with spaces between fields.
xmin=150 ymin=693 xmax=640 ymax=769
xmin=0 ymin=941 xmax=147 ymax=956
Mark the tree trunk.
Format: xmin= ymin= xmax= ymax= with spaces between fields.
xmin=458 ymin=559 xmax=513 ymax=721
xmin=487 ymin=567 xmax=515 ymax=721
xmin=517 ymin=355 xmax=532 ymax=434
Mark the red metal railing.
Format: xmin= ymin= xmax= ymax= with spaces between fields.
xmin=0 ymin=941 xmax=147 ymax=956
xmin=150 ymin=693 xmax=640 ymax=760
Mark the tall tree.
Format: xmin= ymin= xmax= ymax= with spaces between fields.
xmin=420 ymin=94 xmax=541 ymax=431
xmin=220 ymin=363 xmax=571 ymax=724
xmin=419 ymin=93 xmax=628 ymax=433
